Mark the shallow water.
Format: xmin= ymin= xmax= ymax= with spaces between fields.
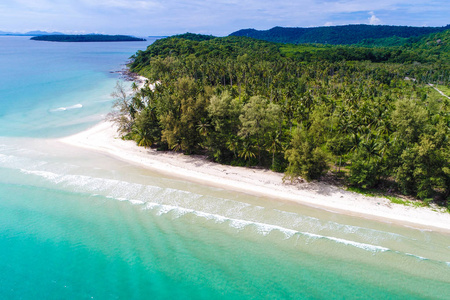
xmin=0 ymin=37 xmax=449 ymax=299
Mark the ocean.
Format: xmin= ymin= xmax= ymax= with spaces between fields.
xmin=0 ymin=36 xmax=449 ymax=299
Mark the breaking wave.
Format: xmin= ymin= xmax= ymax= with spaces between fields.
xmin=50 ymin=104 xmax=83 ymax=112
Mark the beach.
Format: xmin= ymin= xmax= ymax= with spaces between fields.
xmin=4 ymin=36 xmax=449 ymax=299
xmin=60 ymin=120 xmax=450 ymax=232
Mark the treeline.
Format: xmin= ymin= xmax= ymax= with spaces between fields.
xmin=358 ymin=29 xmax=450 ymax=62
xmin=111 ymin=34 xmax=449 ymax=206
xmin=230 ymin=24 xmax=450 ymax=45
xmin=31 ymin=34 xmax=146 ymax=42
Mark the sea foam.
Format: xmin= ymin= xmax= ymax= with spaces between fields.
xmin=140 ymin=200 xmax=388 ymax=252
xmin=14 ymin=164 xmax=425 ymax=256
xmin=50 ymin=104 xmax=83 ymax=112
xmin=16 ymin=164 xmax=450 ymax=263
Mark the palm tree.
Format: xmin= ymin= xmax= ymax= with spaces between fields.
xmin=266 ymin=132 xmax=283 ymax=169
xmin=131 ymin=82 xmax=139 ymax=93
xmin=171 ymin=140 xmax=183 ymax=152
xmin=361 ymin=137 xmax=382 ymax=162
xmin=226 ymin=136 xmax=240 ymax=159
xmin=134 ymin=128 xmax=152 ymax=148
xmin=196 ymin=118 xmax=210 ymax=137
xmin=238 ymin=142 xmax=257 ymax=161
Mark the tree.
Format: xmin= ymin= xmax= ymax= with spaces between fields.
xmin=238 ymin=142 xmax=257 ymax=161
xmin=266 ymin=132 xmax=283 ymax=170
xmin=285 ymin=127 xmax=329 ymax=181
xmin=206 ymin=91 xmax=242 ymax=162
xmin=132 ymin=107 xmax=161 ymax=147
xmin=107 ymin=81 xmax=135 ymax=135
xmin=396 ymin=121 xmax=449 ymax=199
xmin=159 ymin=77 xmax=210 ymax=153
xmin=239 ymin=96 xmax=281 ymax=164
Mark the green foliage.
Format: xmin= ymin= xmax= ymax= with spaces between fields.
xmin=158 ymin=76 xmax=210 ymax=153
xmin=31 ymin=34 xmax=145 ymax=42
xmin=395 ymin=124 xmax=449 ymax=199
xmin=108 ymin=32 xmax=450 ymax=206
xmin=435 ymin=85 xmax=450 ymax=96
xmin=132 ymin=107 xmax=161 ymax=147
xmin=391 ymin=98 xmax=428 ymax=144
xmin=172 ymin=33 xmax=217 ymax=41
xmin=239 ymin=96 xmax=281 ymax=164
xmin=285 ymin=127 xmax=329 ymax=181
xmin=230 ymin=25 xmax=450 ymax=45
xmin=348 ymin=149 xmax=384 ymax=189
xmin=206 ymin=92 xmax=242 ymax=162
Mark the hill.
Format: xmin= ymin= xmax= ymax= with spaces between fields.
xmin=0 ymin=30 xmax=64 ymax=36
xmin=230 ymin=24 xmax=450 ymax=45
xmin=360 ymin=29 xmax=450 ymax=56
xmin=31 ymin=34 xmax=146 ymax=42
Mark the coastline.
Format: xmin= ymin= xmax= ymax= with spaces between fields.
xmin=60 ymin=121 xmax=450 ymax=233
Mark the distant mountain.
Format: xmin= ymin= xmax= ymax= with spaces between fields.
xmin=31 ymin=34 xmax=146 ymax=42
xmin=0 ymin=30 xmax=64 ymax=36
xmin=25 ymin=30 xmax=64 ymax=36
xmin=230 ymin=24 xmax=450 ymax=45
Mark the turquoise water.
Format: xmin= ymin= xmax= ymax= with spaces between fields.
xmin=0 ymin=37 xmax=449 ymax=299
xmin=0 ymin=36 xmax=148 ymax=137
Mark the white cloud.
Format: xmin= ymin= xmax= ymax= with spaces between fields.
xmin=80 ymin=0 xmax=161 ymax=10
xmin=368 ymin=11 xmax=382 ymax=25
xmin=1 ymin=0 xmax=449 ymax=36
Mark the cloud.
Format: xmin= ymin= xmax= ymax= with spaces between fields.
xmin=79 ymin=0 xmax=162 ymax=11
xmin=368 ymin=11 xmax=382 ymax=25
xmin=1 ymin=0 xmax=449 ymax=36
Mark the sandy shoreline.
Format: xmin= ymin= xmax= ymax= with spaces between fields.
xmin=60 ymin=121 xmax=450 ymax=232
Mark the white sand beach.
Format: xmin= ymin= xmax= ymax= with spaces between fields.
xmin=60 ymin=121 xmax=450 ymax=232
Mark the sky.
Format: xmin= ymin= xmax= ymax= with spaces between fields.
xmin=1 ymin=0 xmax=449 ymax=36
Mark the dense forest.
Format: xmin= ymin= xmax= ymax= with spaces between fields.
xmin=110 ymin=31 xmax=450 ymax=207
xmin=31 ymin=34 xmax=146 ymax=42
xmin=230 ymin=24 xmax=450 ymax=45
xmin=358 ymin=29 xmax=450 ymax=55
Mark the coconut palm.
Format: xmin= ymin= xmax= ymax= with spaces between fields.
xmin=238 ymin=142 xmax=257 ymax=161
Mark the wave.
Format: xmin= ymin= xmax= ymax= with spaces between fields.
xmin=124 ymin=199 xmax=450 ymax=266
xmin=403 ymin=225 xmax=433 ymax=232
xmin=14 ymin=165 xmax=450 ymax=265
xmin=12 ymin=163 xmax=448 ymax=260
xmin=405 ymin=253 xmax=428 ymax=261
xmin=140 ymin=201 xmax=388 ymax=252
xmin=0 ymin=153 xmax=47 ymax=170
xmin=18 ymin=167 xmax=391 ymax=253
xmin=272 ymin=208 xmax=408 ymax=242
xmin=50 ymin=104 xmax=83 ymax=112
xmin=16 ymin=167 xmax=405 ymax=238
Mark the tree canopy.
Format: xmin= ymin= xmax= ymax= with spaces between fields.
xmin=112 ymin=32 xmax=449 ymax=207
xmin=31 ymin=34 xmax=146 ymax=42
xmin=230 ymin=24 xmax=450 ymax=45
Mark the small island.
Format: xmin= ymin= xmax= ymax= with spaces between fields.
xmin=30 ymin=34 xmax=146 ymax=42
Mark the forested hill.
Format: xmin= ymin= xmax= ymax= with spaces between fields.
xmin=230 ymin=24 xmax=450 ymax=45
xmin=31 ymin=34 xmax=146 ymax=42
xmin=122 ymin=34 xmax=449 ymax=206
xmin=358 ymin=28 xmax=450 ymax=49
